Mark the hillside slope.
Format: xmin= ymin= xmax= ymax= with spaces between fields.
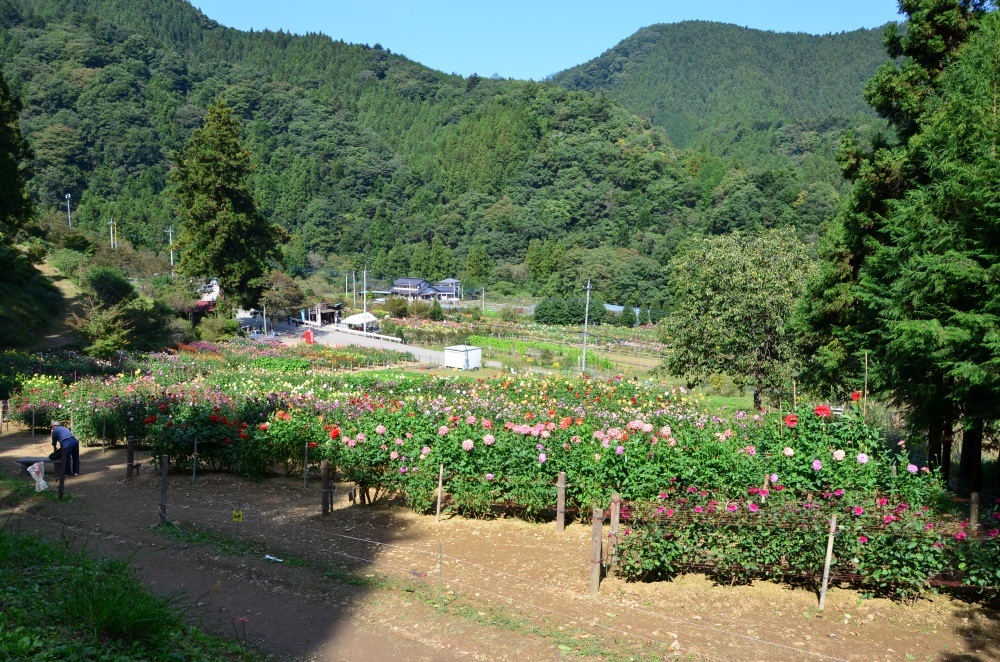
xmin=1 ymin=1 xmax=855 ymax=306
xmin=553 ymin=21 xmax=890 ymax=175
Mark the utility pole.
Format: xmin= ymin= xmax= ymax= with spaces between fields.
xmin=362 ymin=267 xmax=368 ymax=334
xmin=352 ymin=271 xmax=357 ymax=307
xmin=482 ymin=286 xmax=485 ymax=314
xmin=582 ymin=279 xmax=592 ymax=375
xmin=108 ymin=219 xmax=118 ymax=249
xmin=65 ymin=194 xmax=72 ymax=227
xmin=345 ymin=273 xmax=348 ymax=299
xmin=165 ymin=227 xmax=174 ymax=267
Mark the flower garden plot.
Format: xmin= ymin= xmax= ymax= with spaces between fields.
xmin=10 ymin=346 xmax=999 ymax=599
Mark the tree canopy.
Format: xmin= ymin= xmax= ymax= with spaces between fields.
xmin=663 ymin=229 xmax=815 ymax=409
xmin=170 ymin=99 xmax=281 ymax=306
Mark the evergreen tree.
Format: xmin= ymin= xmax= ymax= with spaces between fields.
xmin=429 ymin=298 xmax=444 ymax=321
xmin=427 ymin=236 xmax=456 ymax=282
xmin=619 ymin=303 xmax=636 ymax=328
xmin=0 ymin=67 xmax=32 ymax=242
xmin=408 ymin=241 xmax=430 ymax=279
xmin=796 ymin=0 xmax=991 ymax=489
xmin=170 ymin=100 xmax=282 ymax=307
xmin=464 ymin=245 xmax=492 ymax=286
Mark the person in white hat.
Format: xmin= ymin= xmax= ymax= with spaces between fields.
xmin=50 ymin=421 xmax=80 ymax=476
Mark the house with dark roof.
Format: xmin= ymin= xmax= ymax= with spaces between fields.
xmin=391 ymin=277 xmax=460 ymax=301
xmin=391 ymin=278 xmax=431 ymax=298
xmin=435 ymin=278 xmax=461 ymax=299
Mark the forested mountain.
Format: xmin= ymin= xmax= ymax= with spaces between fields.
xmin=0 ymin=0 xmax=853 ymax=307
xmin=553 ymin=21 xmax=891 ymax=183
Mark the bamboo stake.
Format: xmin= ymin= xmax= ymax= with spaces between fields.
xmin=863 ymin=352 xmax=869 ymax=417
xmin=435 ymin=463 xmax=444 ymax=524
xmin=818 ymin=515 xmax=838 ymax=611
xmin=556 ymin=472 xmax=566 ymax=532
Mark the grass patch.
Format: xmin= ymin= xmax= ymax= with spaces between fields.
xmin=0 ymin=526 xmax=259 ymax=661
xmin=0 ymin=471 xmax=79 ymax=510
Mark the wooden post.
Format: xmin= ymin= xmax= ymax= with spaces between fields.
xmin=303 ymin=441 xmax=309 ymax=488
xmin=970 ymin=492 xmax=980 ymax=531
xmin=762 ymin=473 xmax=769 ymax=503
xmin=102 ymin=418 xmax=106 ymax=453
xmin=792 ymin=380 xmax=797 ymax=410
xmin=159 ymin=454 xmax=168 ymax=524
xmin=607 ymin=493 xmax=621 ymax=568
xmin=126 ymin=435 xmax=136 ymax=479
xmin=818 ymin=514 xmax=838 ymax=611
xmin=321 ymin=459 xmax=330 ymax=516
xmin=590 ymin=505 xmax=603 ymax=594
xmin=31 ymin=408 xmax=35 ymax=436
xmin=58 ymin=446 xmax=68 ymax=499
xmin=191 ymin=439 xmax=198 ymax=484
xmin=556 ymin=471 xmax=566 ymax=532
xmin=863 ymin=352 xmax=869 ymax=417
xmin=435 ymin=463 xmax=444 ymax=524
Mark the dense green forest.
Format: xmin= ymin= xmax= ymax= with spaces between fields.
xmin=553 ymin=21 xmax=891 ymax=182
xmin=0 ymin=0 xmax=869 ymax=308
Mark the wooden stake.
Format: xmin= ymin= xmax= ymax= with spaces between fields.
xmin=303 ymin=441 xmax=309 ymax=488
xmin=435 ymin=463 xmax=444 ymax=524
xmin=971 ymin=492 xmax=980 ymax=531
xmin=590 ymin=505 xmax=603 ymax=594
xmin=607 ymin=493 xmax=621 ymax=568
xmin=556 ymin=471 xmax=566 ymax=532
xmin=863 ymin=352 xmax=869 ymax=417
xmin=818 ymin=514 xmax=838 ymax=611
xmin=159 ymin=454 xmax=169 ymax=523
xmin=126 ymin=435 xmax=136 ymax=480
xmin=321 ymin=459 xmax=330 ymax=516
xmin=58 ymin=446 xmax=67 ymax=500
xmin=191 ymin=439 xmax=198 ymax=484
xmin=762 ymin=473 xmax=769 ymax=503
xmin=792 ymin=380 xmax=797 ymax=410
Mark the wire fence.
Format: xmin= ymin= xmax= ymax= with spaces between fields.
xmin=150 ymin=492 xmax=852 ymax=662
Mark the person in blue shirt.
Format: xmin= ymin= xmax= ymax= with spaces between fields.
xmin=50 ymin=421 xmax=80 ymax=476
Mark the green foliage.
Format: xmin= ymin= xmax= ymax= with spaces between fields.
xmin=0 ymin=65 xmax=32 ymax=242
xmin=554 ymin=21 xmax=888 ymax=180
xmin=663 ymin=229 xmax=814 ymax=408
xmin=197 ymin=315 xmax=239 ymax=342
xmin=170 ymin=99 xmax=282 ymax=306
xmin=533 ymin=296 xmax=605 ymax=326
xmin=618 ymin=304 xmax=636 ymax=328
xmin=0 ymin=244 xmax=60 ymax=346
xmin=428 ymin=298 xmax=444 ymax=321
xmin=82 ymin=265 xmax=134 ymax=306
xmin=0 ymin=526 xmax=243 ymax=659
xmin=797 ymin=1 xmax=996 ymax=489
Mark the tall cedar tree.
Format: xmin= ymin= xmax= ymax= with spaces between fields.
xmin=0 ymin=67 xmax=32 ymax=242
xmin=171 ymin=100 xmax=282 ymax=307
xmin=795 ymin=0 xmax=991 ymax=490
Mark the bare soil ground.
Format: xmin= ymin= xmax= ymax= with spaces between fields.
xmin=2 ymin=425 xmax=998 ymax=662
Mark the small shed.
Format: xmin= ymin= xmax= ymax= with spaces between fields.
xmin=444 ymin=345 xmax=482 ymax=370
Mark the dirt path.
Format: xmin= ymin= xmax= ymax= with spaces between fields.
xmin=1 ymin=426 xmax=998 ymax=661
xmin=33 ymin=261 xmax=85 ymax=350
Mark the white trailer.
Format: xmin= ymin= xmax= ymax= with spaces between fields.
xmin=443 ymin=345 xmax=482 ymax=370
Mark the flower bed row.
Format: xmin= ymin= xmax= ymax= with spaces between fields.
xmin=11 ymin=346 xmax=998 ymax=597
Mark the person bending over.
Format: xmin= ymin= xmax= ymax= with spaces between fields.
xmin=50 ymin=421 xmax=80 ymax=476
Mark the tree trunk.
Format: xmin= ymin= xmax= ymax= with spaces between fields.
xmin=753 ymin=385 xmax=762 ymax=412
xmin=958 ymin=424 xmax=983 ymax=494
xmin=941 ymin=414 xmax=953 ymax=489
xmin=927 ymin=416 xmax=943 ymax=470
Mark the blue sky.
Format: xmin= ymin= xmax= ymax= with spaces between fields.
xmin=191 ymin=0 xmax=903 ymax=81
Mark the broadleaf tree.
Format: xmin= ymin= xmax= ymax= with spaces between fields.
xmin=663 ymin=229 xmax=815 ymax=410
xmin=170 ymin=99 xmax=282 ymax=307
